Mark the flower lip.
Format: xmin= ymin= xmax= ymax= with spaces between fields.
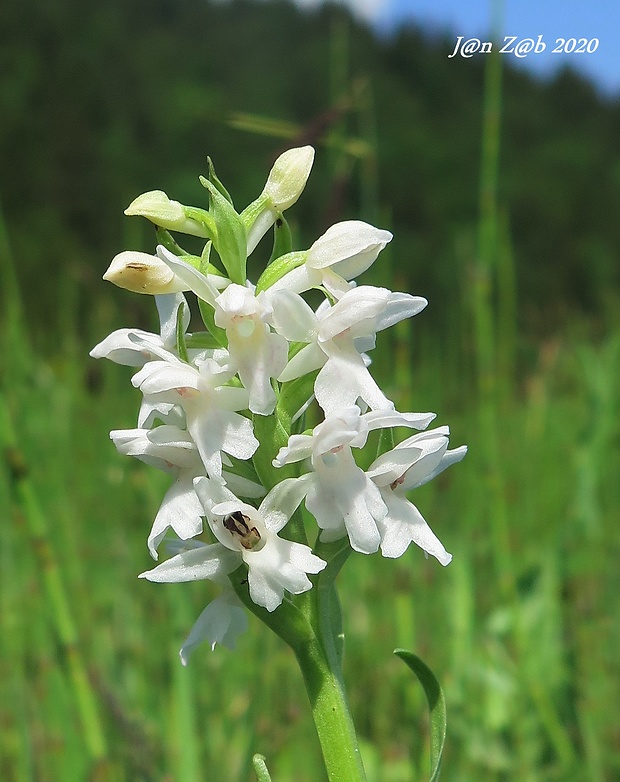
xmin=222 ymin=510 xmax=264 ymax=551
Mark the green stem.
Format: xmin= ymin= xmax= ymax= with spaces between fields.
xmin=294 ymin=637 xmax=367 ymax=782
xmin=302 ymin=542 xmax=365 ymax=782
xmin=231 ymin=540 xmax=365 ymax=782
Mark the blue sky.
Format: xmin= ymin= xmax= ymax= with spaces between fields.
xmin=376 ymin=0 xmax=620 ymax=97
xmin=294 ymin=0 xmax=620 ymax=97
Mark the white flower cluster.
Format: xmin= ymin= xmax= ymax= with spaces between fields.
xmin=91 ymin=147 xmax=466 ymax=663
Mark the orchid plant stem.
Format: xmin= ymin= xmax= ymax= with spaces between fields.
xmin=294 ymin=634 xmax=367 ymax=782
xmin=298 ymin=544 xmax=367 ymax=782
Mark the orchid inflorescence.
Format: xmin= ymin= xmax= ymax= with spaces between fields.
xmin=91 ymin=147 xmax=466 ymax=665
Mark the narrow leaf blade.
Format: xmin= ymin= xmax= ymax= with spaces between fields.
xmin=394 ymin=649 xmax=446 ymax=782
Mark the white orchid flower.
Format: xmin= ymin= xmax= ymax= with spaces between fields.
xmin=274 ymin=406 xmax=436 ymax=554
xmin=179 ymin=590 xmax=248 ymax=663
xmin=272 ymin=285 xmax=427 ymax=414
xmin=194 ymin=476 xmax=327 ymax=612
xmin=90 ymin=293 xmax=188 ymax=367
xmin=111 ymin=426 xmax=205 ymax=557
xmin=214 ymin=283 xmax=288 ymax=415
xmin=270 ymin=220 xmax=392 ymax=298
xmin=131 ymin=353 xmax=258 ymax=480
xmin=110 ymin=425 xmax=265 ymax=558
xmin=367 ymin=427 xmax=467 ymax=563
xmin=139 ymin=538 xmax=245 ymax=656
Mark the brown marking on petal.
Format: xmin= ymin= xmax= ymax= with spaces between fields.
xmin=390 ymin=475 xmax=406 ymax=490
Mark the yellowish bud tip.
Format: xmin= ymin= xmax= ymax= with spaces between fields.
xmin=103 ymin=251 xmax=185 ymax=295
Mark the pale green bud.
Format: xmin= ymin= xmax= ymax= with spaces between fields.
xmin=242 ymin=146 xmax=315 ymax=255
xmin=262 ymin=146 xmax=315 ymax=210
xmin=124 ymin=190 xmax=211 ymax=238
xmin=103 ymin=251 xmax=188 ymax=294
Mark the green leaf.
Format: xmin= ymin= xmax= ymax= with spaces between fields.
xmin=155 ymin=228 xmax=188 ymax=256
xmin=206 ymin=157 xmax=234 ymax=205
xmin=252 ymin=754 xmax=273 ymax=782
xmin=184 ymin=332 xmax=221 ymax=350
xmin=255 ymin=251 xmax=307 ymax=294
xmin=394 ymin=650 xmax=446 ymax=782
xmin=268 ymin=212 xmax=293 ymax=264
xmin=200 ymin=179 xmax=247 ymax=284
xmin=197 ymin=298 xmax=227 ymax=348
xmin=175 ymin=301 xmax=189 ymax=363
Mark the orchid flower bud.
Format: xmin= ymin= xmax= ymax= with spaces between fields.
xmin=243 ymin=146 xmax=315 ymax=253
xmin=125 ymin=190 xmax=211 ymax=238
xmin=263 ymin=146 xmax=315 ymax=211
xmin=103 ymin=250 xmax=188 ymax=294
xmin=307 ymin=221 xmax=393 ymax=280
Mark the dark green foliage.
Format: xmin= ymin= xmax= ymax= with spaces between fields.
xmin=1 ymin=0 xmax=619 ymax=352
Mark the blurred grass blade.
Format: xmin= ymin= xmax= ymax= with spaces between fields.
xmin=394 ymin=649 xmax=446 ymax=782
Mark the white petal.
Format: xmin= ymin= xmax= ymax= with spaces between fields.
xmin=406 ymin=445 xmax=468 ymax=490
xmin=90 ymin=329 xmax=166 ymax=367
xmin=139 ymin=543 xmax=240 ymax=582
xmin=132 ymin=360 xmax=201 ymax=394
xmin=156 ymin=245 xmax=219 ymax=306
xmin=377 ymin=492 xmax=451 ymax=565
xmin=363 ymin=410 xmax=436 ymax=433
xmin=307 ymin=220 xmax=392 ymax=278
xmin=273 ymin=434 xmax=313 ymax=466
xmin=245 ymin=536 xmax=325 ymax=612
xmin=188 ymin=408 xmax=258 ymax=478
xmin=278 ymin=342 xmax=326 ymax=383
xmin=156 ymin=293 xmax=190 ymax=351
xmin=370 ymin=293 xmax=427 ymax=333
xmin=318 ymin=286 xmax=390 ymax=341
xmin=270 ymin=290 xmax=318 ymax=342
xmin=315 ymin=344 xmax=393 ymax=414
xmin=259 ymin=475 xmax=312 ymax=532
xmin=222 ymin=471 xmax=266 ymax=499
xmin=266 ymin=264 xmax=317 ymax=296
xmin=180 ymin=592 xmax=248 ymax=663
xmin=147 ymin=474 xmax=204 ymax=558
xmin=111 ymin=426 xmax=198 ymax=471
xmin=368 ymin=434 xmax=448 ymax=488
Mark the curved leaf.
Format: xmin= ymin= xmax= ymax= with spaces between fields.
xmin=394 ymin=649 xmax=446 ymax=782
